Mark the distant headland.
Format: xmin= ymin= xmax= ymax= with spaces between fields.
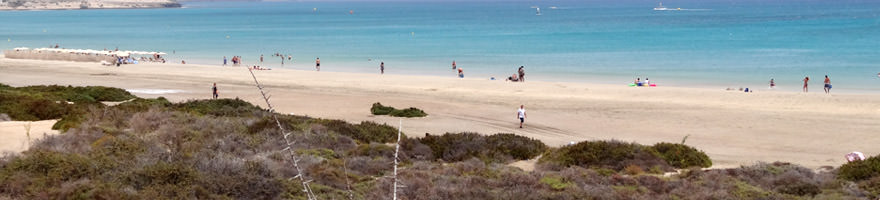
xmin=0 ymin=0 xmax=181 ymax=10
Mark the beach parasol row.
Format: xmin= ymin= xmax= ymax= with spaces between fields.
xmin=26 ymin=47 xmax=167 ymax=56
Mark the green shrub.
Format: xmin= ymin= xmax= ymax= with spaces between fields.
xmin=539 ymin=140 xmax=672 ymax=172
xmin=540 ymin=176 xmax=571 ymax=191
xmin=349 ymin=143 xmax=395 ymax=159
xmin=838 ymin=155 xmax=880 ymax=181
xmin=859 ymin=176 xmax=880 ymax=198
xmin=0 ymin=85 xmax=131 ymax=131
xmin=1 ymin=150 xmax=96 ymax=183
xmin=370 ymin=102 xmax=427 ymax=118
xmin=418 ymin=132 xmax=546 ymax=163
xmin=115 ymin=97 xmax=172 ymax=113
xmin=173 ymin=98 xmax=263 ymax=117
xmin=318 ymin=120 xmax=399 ymax=144
xmin=650 ymin=142 xmax=712 ymax=168
xmin=370 ymin=103 xmax=394 ymax=115
xmin=389 ymin=107 xmax=427 ymax=118
xmin=130 ymin=162 xmax=199 ymax=187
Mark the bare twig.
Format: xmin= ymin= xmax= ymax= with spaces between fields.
xmin=392 ymin=119 xmax=404 ymax=200
xmin=247 ymin=68 xmax=317 ymax=200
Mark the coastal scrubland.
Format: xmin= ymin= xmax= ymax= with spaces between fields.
xmin=0 ymin=84 xmax=878 ymax=199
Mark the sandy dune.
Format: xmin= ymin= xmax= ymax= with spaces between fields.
xmin=0 ymin=120 xmax=59 ymax=153
xmin=1 ymin=58 xmax=879 ymax=168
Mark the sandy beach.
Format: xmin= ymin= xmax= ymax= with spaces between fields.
xmin=0 ymin=120 xmax=58 ymax=153
xmin=1 ymin=57 xmax=879 ymax=169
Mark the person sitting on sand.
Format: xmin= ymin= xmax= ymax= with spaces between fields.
xmin=645 ymin=77 xmax=650 ymax=86
xmin=635 ymin=78 xmax=643 ymax=86
xmin=508 ymin=74 xmax=519 ymax=82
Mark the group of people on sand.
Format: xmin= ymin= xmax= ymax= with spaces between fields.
xmin=767 ymin=75 xmax=832 ymax=94
xmin=223 ymin=56 xmax=242 ymax=66
xmin=507 ymin=66 xmax=526 ymax=82
xmin=633 ymin=77 xmax=651 ymax=86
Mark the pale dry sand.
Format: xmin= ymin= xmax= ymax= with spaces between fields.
xmin=2 ymin=58 xmax=879 ymax=169
xmin=0 ymin=120 xmax=59 ymax=153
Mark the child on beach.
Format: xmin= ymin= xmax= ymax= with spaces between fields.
xmin=516 ymin=105 xmax=527 ymax=128
xmin=316 ymin=57 xmax=321 ymax=71
xmin=223 ymin=56 xmax=227 ymax=66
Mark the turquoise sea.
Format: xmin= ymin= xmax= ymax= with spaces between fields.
xmin=2 ymin=0 xmax=880 ymax=92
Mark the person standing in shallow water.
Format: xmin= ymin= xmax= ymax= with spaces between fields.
xmin=516 ymin=105 xmax=527 ymax=128
xmin=824 ymin=75 xmax=832 ymax=94
xmin=770 ymin=78 xmax=775 ymax=89
xmin=452 ymin=60 xmax=456 ymax=70
xmin=380 ymin=62 xmax=385 ymax=74
xmin=803 ymin=76 xmax=810 ymax=93
xmin=212 ymin=83 xmax=218 ymax=99
xmin=316 ymin=57 xmax=321 ymax=71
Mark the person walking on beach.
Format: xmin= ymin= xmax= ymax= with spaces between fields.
xmin=803 ymin=76 xmax=810 ymax=93
xmin=458 ymin=68 xmax=464 ymax=78
xmin=223 ymin=56 xmax=227 ymax=66
xmin=516 ymin=105 xmax=527 ymax=128
xmin=824 ymin=75 xmax=832 ymax=94
xmin=212 ymin=83 xmax=218 ymax=99
xmin=380 ymin=62 xmax=385 ymax=74
xmin=518 ymin=66 xmax=525 ymax=82
xmin=770 ymin=78 xmax=775 ymax=89
xmin=452 ymin=60 xmax=457 ymax=70
xmin=316 ymin=57 xmax=321 ymax=71
xmin=260 ymin=54 xmax=264 ymax=64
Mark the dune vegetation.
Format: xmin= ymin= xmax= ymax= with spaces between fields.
xmin=370 ymin=102 xmax=427 ymax=118
xmin=0 ymin=84 xmax=877 ymax=199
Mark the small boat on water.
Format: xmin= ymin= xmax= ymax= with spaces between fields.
xmin=535 ymin=7 xmax=541 ymax=15
xmin=654 ymin=2 xmax=681 ymax=11
xmin=654 ymin=2 xmax=668 ymax=10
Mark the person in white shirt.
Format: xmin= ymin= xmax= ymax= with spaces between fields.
xmin=516 ymin=105 xmax=527 ymax=128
